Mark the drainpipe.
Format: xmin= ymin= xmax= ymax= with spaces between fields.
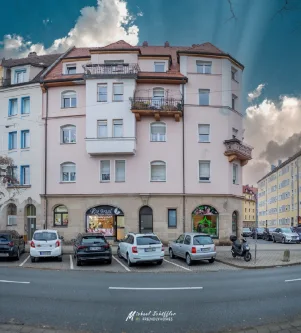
xmin=181 ymin=82 xmax=185 ymax=233
xmin=44 ymin=86 xmax=48 ymax=229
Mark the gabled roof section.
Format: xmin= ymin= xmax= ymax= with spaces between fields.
xmin=90 ymin=40 xmax=141 ymax=53
xmin=1 ymin=53 xmax=61 ymax=69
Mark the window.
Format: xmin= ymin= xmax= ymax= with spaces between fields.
xmin=199 ymin=89 xmax=210 ymax=106
xmin=61 ymin=163 xmax=76 ymax=182
xmin=20 ymin=166 xmax=30 ymax=185
xmin=198 ymin=124 xmax=210 ymax=142
xmin=21 ymin=97 xmax=30 ymax=114
xmin=14 ymin=69 xmax=26 ymax=84
xmin=7 ymin=203 xmax=17 ymax=226
xmin=232 ymin=127 xmax=238 ymax=139
xmin=100 ymin=160 xmax=110 ymax=181
xmin=21 ymin=130 xmax=30 ymax=149
xmin=152 ymin=87 xmax=164 ymax=108
xmin=196 ymin=61 xmax=212 ymax=74
xmin=54 ymin=205 xmax=68 ymax=227
xmin=184 ymin=235 xmax=191 ymax=245
xmin=61 ymin=126 xmax=76 ymax=143
xmin=115 ymin=160 xmax=125 ymax=182
xmin=97 ymin=120 xmax=107 ymax=138
xmin=7 ymin=166 xmax=17 ymax=185
xmin=66 ymin=64 xmax=76 ymax=74
xmin=154 ymin=62 xmax=165 ymax=72
xmin=61 ymin=91 xmax=77 ymax=108
xmin=150 ymin=161 xmax=166 ymax=182
xmin=8 ymin=98 xmax=18 ymax=116
xmin=199 ymin=161 xmax=210 ymax=182
xmin=113 ymin=83 xmax=123 ymax=102
xmin=150 ymin=122 xmax=166 ymax=142
xmin=168 ymin=209 xmax=177 ymax=228
xmin=233 ymin=163 xmax=238 ymax=184
xmin=97 ymin=84 xmax=107 ymax=102
xmin=113 ymin=119 xmax=123 ymax=137
xmin=232 ymin=94 xmax=237 ymax=110
xmin=8 ymin=132 xmax=17 ymax=150
xmin=231 ymin=67 xmax=238 ymax=81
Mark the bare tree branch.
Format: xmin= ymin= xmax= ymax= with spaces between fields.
xmin=225 ymin=0 xmax=237 ymax=23
xmin=271 ymin=0 xmax=291 ymax=20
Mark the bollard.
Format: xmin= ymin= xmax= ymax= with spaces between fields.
xmin=282 ymin=249 xmax=290 ymax=262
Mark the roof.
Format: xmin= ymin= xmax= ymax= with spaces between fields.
xmin=1 ymin=53 xmax=61 ymax=69
xmin=243 ymin=185 xmax=258 ymax=195
xmin=91 ymin=40 xmax=140 ymax=52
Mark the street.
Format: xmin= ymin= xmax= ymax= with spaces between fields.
xmin=1 ymin=265 xmax=301 ymax=333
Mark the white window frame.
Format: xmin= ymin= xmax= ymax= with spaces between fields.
xmin=233 ymin=163 xmax=238 ymax=184
xmin=61 ymin=91 xmax=77 ymax=108
xmin=100 ymin=160 xmax=110 ymax=182
xmin=66 ymin=64 xmax=77 ymax=75
xmin=60 ymin=163 xmax=76 ymax=183
xmin=150 ymin=161 xmax=166 ymax=182
xmin=150 ymin=122 xmax=166 ymax=142
xmin=231 ymin=67 xmax=238 ymax=81
xmin=199 ymin=160 xmax=210 ymax=182
xmin=14 ymin=69 xmax=26 ymax=84
xmin=21 ymin=165 xmax=30 ymax=185
xmin=97 ymin=120 xmax=108 ymax=138
xmin=113 ymin=119 xmax=123 ymax=138
xmin=199 ymin=89 xmax=210 ymax=106
xmin=154 ymin=62 xmax=165 ymax=73
xmin=198 ymin=124 xmax=210 ymax=143
xmin=113 ymin=83 xmax=123 ymax=102
xmin=196 ymin=61 xmax=212 ymax=74
xmin=97 ymin=84 xmax=107 ymax=102
xmin=115 ymin=160 xmax=125 ymax=182
xmin=61 ymin=125 xmax=76 ymax=144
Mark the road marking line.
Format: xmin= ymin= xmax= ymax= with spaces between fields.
xmin=285 ymin=278 xmax=301 ymax=282
xmin=0 ymin=280 xmax=30 ymax=284
xmin=19 ymin=255 xmax=30 ymax=267
xmin=109 ymin=287 xmax=203 ymax=290
xmin=164 ymin=258 xmax=192 ymax=271
xmin=113 ymin=255 xmax=130 ymax=272
xmin=69 ymin=255 xmax=74 ymax=270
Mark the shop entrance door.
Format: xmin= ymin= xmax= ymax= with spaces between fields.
xmin=139 ymin=206 xmax=153 ymax=234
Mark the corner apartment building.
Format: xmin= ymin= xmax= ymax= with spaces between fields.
xmin=0 ymin=52 xmax=60 ymax=240
xmin=40 ymin=40 xmax=253 ymax=244
xmin=257 ymin=154 xmax=301 ymax=228
xmin=242 ymin=185 xmax=257 ymax=227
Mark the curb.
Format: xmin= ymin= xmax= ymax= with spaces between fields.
xmin=216 ymin=258 xmax=301 ymax=269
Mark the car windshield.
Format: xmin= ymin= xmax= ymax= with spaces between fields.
xmin=294 ymin=227 xmax=301 ymax=233
xmin=193 ymin=235 xmax=213 ymax=245
xmin=281 ymin=228 xmax=292 ymax=233
xmin=33 ymin=232 xmax=57 ymax=241
xmin=82 ymin=236 xmax=106 ymax=244
xmin=257 ymin=228 xmax=264 ymax=232
xmin=0 ymin=234 xmax=11 ymax=241
xmin=243 ymin=228 xmax=250 ymax=232
xmin=268 ymin=228 xmax=275 ymax=232
xmin=137 ymin=235 xmax=161 ymax=245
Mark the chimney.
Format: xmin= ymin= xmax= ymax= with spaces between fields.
xmin=164 ymin=41 xmax=170 ymax=47
xmin=28 ymin=52 xmax=37 ymax=58
xmin=142 ymin=41 xmax=148 ymax=47
xmin=278 ymin=160 xmax=282 ymax=166
xmin=271 ymin=165 xmax=276 ymax=171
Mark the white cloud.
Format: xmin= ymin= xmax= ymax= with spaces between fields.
xmin=0 ymin=0 xmax=139 ymax=58
xmin=247 ymin=83 xmax=266 ymax=102
xmin=243 ymin=95 xmax=301 ymax=185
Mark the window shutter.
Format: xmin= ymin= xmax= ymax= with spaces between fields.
xmin=151 ymin=162 xmax=166 ymax=181
xmin=198 ymin=124 xmax=209 ymax=135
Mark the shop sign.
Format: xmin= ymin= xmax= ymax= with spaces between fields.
xmin=86 ymin=205 xmax=124 ymax=216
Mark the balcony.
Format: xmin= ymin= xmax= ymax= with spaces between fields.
xmin=130 ymin=97 xmax=183 ymax=122
xmin=224 ymin=138 xmax=253 ymax=166
xmin=86 ymin=137 xmax=136 ymax=155
xmin=83 ymin=63 xmax=139 ymax=79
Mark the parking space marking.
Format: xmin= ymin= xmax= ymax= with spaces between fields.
xmin=285 ymin=278 xmax=301 ymax=283
xmin=109 ymin=287 xmax=203 ymax=290
xmin=164 ymin=258 xmax=192 ymax=271
xmin=19 ymin=255 xmax=30 ymax=267
xmin=112 ymin=255 xmax=130 ymax=272
xmin=69 ymin=255 xmax=74 ymax=270
xmin=0 ymin=280 xmax=30 ymax=284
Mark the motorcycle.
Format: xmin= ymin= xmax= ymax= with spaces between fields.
xmin=230 ymin=235 xmax=252 ymax=262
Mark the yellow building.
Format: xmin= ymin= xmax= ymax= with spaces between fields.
xmin=243 ymin=185 xmax=257 ymax=227
xmin=257 ymin=154 xmax=301 ymax=228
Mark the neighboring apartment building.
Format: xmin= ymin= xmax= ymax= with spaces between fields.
xmin=242 ymin=185 xmax=257 ymax=227
xmin=258 ymin=154 xmax=301 ymax=228
xmin=0 ymin=52 xmax=61 ymax=240
xmin=40 ymin=40 xmax=253 ymax=244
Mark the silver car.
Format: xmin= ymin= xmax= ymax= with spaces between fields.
xmin=168 ymin=233 xmax=216 ymax=266
xmin=271 ymin=227 xmax=299 ymax=244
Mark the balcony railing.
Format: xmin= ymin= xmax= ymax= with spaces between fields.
xmin=130 ymin=97 xmax=183 ymax=112
xmin=224 ymin=138 xmax=253 ymax=165
xmin=83 ymin=63 xmax=139 ymax=78
xmin=0 ymin=78 xmax=11 ymax=87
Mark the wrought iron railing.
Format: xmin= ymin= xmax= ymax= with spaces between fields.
xmin=130 ymin=97 xmax=183 ymax=112
xmin=83 ymin=63 xmax=139 ymax=76
xmin=224 ymin=139 xmax=253 ymax=159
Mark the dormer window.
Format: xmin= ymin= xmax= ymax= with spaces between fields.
xmin=14 ymin=69 xmax=26 ymax=84
xmin=154 ymin=62 xmax=165 ymax=72
xmin=66 ymin=65 xmax=76 ymax=75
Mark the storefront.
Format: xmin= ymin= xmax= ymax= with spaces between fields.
xmin=192 ymin=205 xmax=219 ymax=238
xmin=86 ymin=205 xmax=125 ymax=240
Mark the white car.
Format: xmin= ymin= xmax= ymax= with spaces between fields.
xmin=117 ymin=233 xmax=164 ymax=266
xmin=30 ymin=230 xmax=63 ymax=262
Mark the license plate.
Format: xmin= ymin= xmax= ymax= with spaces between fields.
xmin=145 ymin=248 xmax=156 ymax=252
xmin=90 ymin=247 xmax=101 ymax=251
xmin=0 ymin=253 xmax=9 ymax=257
xmin=201 ymin=248 xmax=210 ymax=252
xmin=40 ymin=251 xmax=51 ymax=255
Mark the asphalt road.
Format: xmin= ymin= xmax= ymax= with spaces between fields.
xmin=1 ymin=266 xmax=301 ymax=333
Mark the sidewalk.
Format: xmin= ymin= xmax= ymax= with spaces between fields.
xmin=0 ymin=323 xmax=89 ymax=333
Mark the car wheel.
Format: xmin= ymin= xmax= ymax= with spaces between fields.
xmin=186 ymin=253 xmax=192 ymax=266
xmin=107 ymin=259 xmax=112 ymax=265
xmin=127 ymin=253 xmax=133 ymax=267
xmin=208 ymin=258 xmax=215 ymax=264
xmin=273 ymin=237 xmax=276 ymax=243
xmin=157 ymin=260 xmax=163 ymax=265
xmin=282 ymin=237 xmax=286 ymax=244
xmin=15 ymin=248 xmax=20 ymax=261
xmin=169 ymin=248 xmax=175 ymax=259
xmin=57 ymin=256 xmax=62 ymax=262
xmin=31 ymin=256 xmax=35 ymax=263
xmin=117 ymin=247 xmax=122 ymax=259
xmin=76 ymin=258 xmax=82 ymax=266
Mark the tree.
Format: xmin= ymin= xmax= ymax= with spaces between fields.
xmin=0 ymin=156 xmax=19 ymax=186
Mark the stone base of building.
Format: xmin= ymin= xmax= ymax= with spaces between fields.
xmin=39 ymin=194 xmax=243 ymax=245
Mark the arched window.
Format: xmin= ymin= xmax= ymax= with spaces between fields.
xmin=7 ymin=203 xmax=17 ymax=226
xmin=60 ymin=162 xmax=76 ymax=182
xmin=192 ymin=205 xmax=219 ymax=238
xmin=150 ymin=122 xmax=166 ymax=142
xmin=61 ymin=125 xmax=76 ymax=144
xmin=150 ymin=161 xmax=166 ymax=182
xmin=54 ymin=205 xmax=68 ymax=227
xmin=152 ymin=87 xmax=164 ymax=108
xmin=61 ymin=90 xmax=77 ymax=108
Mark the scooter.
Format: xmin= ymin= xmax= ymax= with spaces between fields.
xmin=230 ymin=235 xmax=252 ymax=262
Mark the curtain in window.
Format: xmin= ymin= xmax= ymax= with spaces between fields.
xmin=101 ymin=161 xmax=110 ymax=181
xmin=151 ymin=162 xmax=166 ymax=181
xmin=115 ymin=161 xmax=125 ymax=181
xmin=113 ymin=120 xmax=123 ymax=137
xmin=199 ymin=162 xmax=210 ymax=180
xmin=198 ymin=125 xmax=209 ymax=142
xmin=151 ymin=123 xmax=166 ymax=141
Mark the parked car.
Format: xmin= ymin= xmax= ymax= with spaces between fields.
xmin=291 ymin=227 xmax=301 ymax=243
xmin=73 ymin=233 xmax=112 ymax=266
xmin=263 ymin=227 xmax=276 ymax=241
xmin=0 ymin=230 xmax=25 ymax=260
xmin=242 ymin=228 xmax=252 ymax=237
xmin=117 ymin=233 xmax=164 ymax=267
xmin=168 ymin=233 xmax=216 ymax=266
xmin=271 ymin=227 xmax=299 ymax=244
xmin=251 ymin=227 xmax=265 ymax=239
xmin=30 ymin=230 xmax=64 ymax=262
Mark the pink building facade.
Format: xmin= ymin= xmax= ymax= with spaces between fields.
xmin=41 ymin=41 xmax=252 ymax=244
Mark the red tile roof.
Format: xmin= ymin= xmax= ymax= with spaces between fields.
xmin=243 ymin=185 xmax=258 ymax=195
xmin=91 ymin=40 xmax=138 ymax=50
